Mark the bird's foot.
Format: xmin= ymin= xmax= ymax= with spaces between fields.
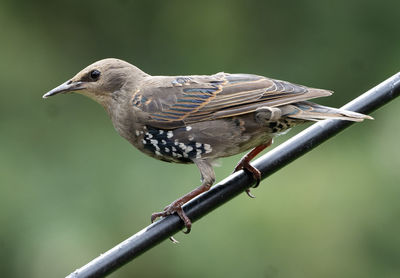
xmin=151 ymin=201 xmax=192 ymax=243
xmin=151 ymin=172 xmax=214 ymax=243
xmin=232 ymin=141 xmax=272 ymax=198
xmin=233 ymin=159 xmax=262 ymax=188
xmin=234 ymin=159 xmax=261 ymax=198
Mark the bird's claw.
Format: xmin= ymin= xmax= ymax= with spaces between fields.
xmin=245 ymin=188 xmax=256 ymax=198
xmin=245 ymin=164 xmax=261 ymax=188
xmin=151 ymin=202 xmax=192 ymax=242
xmin=232 ymin=141 xmax=271 ymax=197
xmin=233 ymin=159 xmax=262 ymax=198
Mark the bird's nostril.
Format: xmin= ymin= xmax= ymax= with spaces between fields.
xmin=67 ymin=80 xmax=72 ymax=85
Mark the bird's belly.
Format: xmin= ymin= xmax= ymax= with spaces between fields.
xmin=129 ymin=114 xmax=297 ymax=164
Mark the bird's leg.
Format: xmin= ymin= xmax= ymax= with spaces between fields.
xmin=151 ymin=160 xmax=215 ymax=242
xmin=233 ymin=139 xmax=273 ymax=197
xmin=151 ymin=182 xmax=212 ymax=233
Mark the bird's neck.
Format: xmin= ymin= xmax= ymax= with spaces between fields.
xmin=103 ymin=91 xmax=141 ymax=145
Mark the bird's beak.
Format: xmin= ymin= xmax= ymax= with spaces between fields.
xmin=42 ymin=80 xmax=85 ymax=99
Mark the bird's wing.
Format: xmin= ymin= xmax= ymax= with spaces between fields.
xmin=132 ymin=72 xmax=332 ymax=129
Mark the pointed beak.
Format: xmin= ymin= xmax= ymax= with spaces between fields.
xmin=42 ymin=80 xmax=85 ymax=99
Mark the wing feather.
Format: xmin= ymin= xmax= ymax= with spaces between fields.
xmin=133 ymin=73 xmax=332 ymax=128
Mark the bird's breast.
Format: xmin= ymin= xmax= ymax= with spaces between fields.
xmin=135 ymin=125 xmax=213 ymax=163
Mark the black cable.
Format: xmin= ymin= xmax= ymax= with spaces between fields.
xmin=66 ymin=72 xmax=400 ymax=278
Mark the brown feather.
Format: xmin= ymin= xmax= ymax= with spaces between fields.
xmin=135 ymin=73 xmax=333 ymax=129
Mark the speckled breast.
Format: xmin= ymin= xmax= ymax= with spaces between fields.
xmin=137 ymin=126 xmax=213 ymax=163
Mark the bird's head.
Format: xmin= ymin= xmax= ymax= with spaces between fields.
xmin=43 ymin=58 xmax=148 ymax=106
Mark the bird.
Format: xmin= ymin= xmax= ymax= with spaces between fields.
xmin=43 ymin=58 xmax=372 ymax=237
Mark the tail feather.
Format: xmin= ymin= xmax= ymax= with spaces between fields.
xmin=282 ymin=101 xmax=373 ymax=122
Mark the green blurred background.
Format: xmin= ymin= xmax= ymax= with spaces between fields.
xmin=1 ymin=0 xmax=399 ymax=277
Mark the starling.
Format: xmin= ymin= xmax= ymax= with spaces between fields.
xmin=43 ymin=58 xmax=372 ymax=235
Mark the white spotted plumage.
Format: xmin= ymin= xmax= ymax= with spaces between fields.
xmin=145 ymin=132 xmax=153 ymax=139
xmin=150 ymin=139 xmax=158 ymax=145
xmin=178 ymin=142 xmax=187 ymax=150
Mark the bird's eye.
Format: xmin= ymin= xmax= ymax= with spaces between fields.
xmin=90 ymin=70 xmax=101 ymax=81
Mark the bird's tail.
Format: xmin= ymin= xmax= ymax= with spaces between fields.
xmin=282 ymin=101 xmax=373 ymax=122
